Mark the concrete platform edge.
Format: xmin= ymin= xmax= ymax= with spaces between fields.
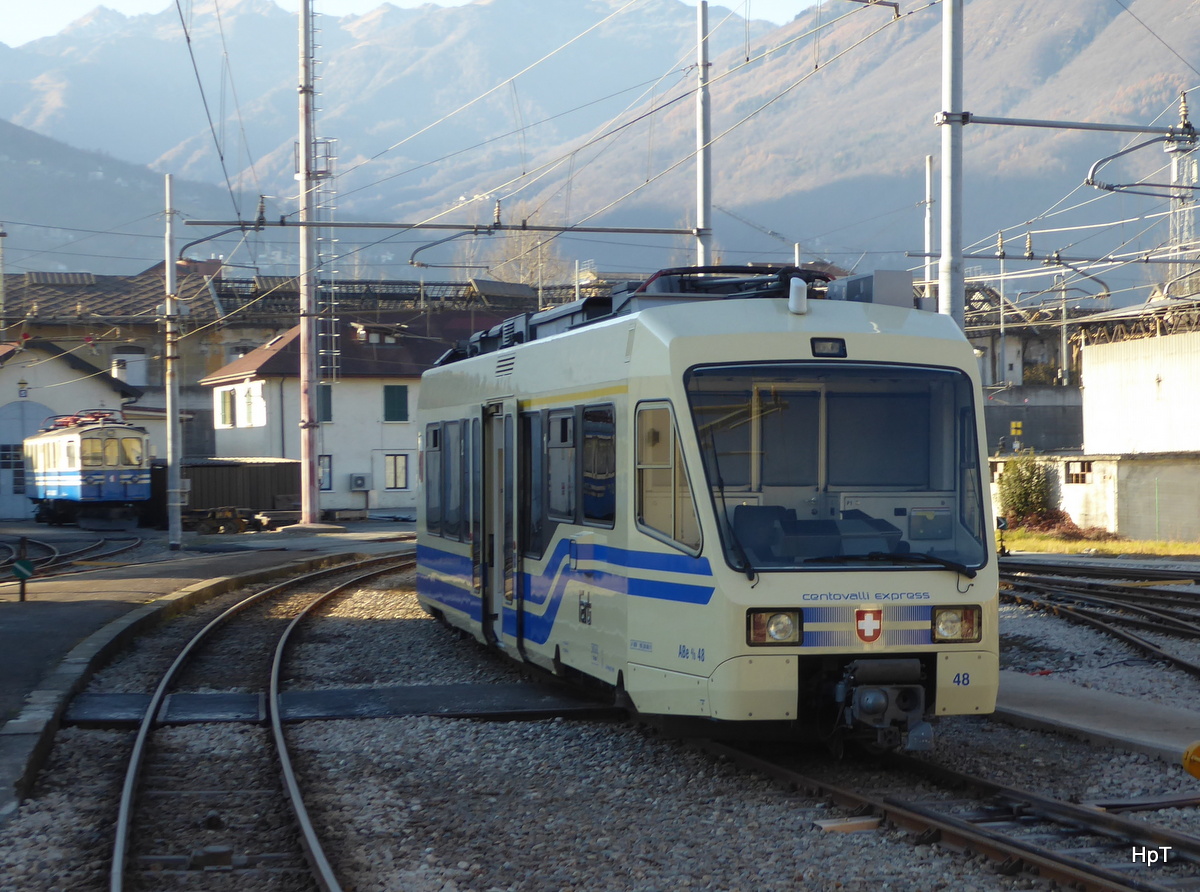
xmin=991 ymin=705 xmax=1182 ymax=766
xmin=0 ymin=549 xmax=372 ymax=824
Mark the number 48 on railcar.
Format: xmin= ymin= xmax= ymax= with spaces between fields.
xmin=23 ymin=409 xmax=152 ymax=528
xmin=416 ymin=266 xmax=998 ymax=752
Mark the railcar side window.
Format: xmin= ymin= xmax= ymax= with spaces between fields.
xmin=81 ymin=438 xmax=102 ymax=467
xmin=636 ymin=404 xmax=701 ymax=552
xmin=425 ymin=424 xmax=442 ymax=535
xmin=470 ymin=419 xmax=481 ymax=549
xmin=521 ymin=412 xmax=548 ymax=558
xmin=66 ymin=441 xmax=78 ymax=470
xmin=547 ymin=410 xmax=576 ymax=521
xmin=582 ymin=404 xmax=616 ymax=527
xmin=443 ymin=421 xmax=463 ymax=541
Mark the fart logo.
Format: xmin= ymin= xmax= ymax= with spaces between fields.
xmin=855 ymin=608 xmax=883 ymax=643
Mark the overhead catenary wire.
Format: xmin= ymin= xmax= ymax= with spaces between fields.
xmin=962 ymin=79 xmax=1200 ymax=271
xmin=175 ymin=0 xmax=910 ymax=288
xmin=1108 ymin=0 xmax=1200 ymax=81
xmin=336 ymin=0 xmax=647 ymax=184
xmin=336 ymin=1 xmax=863 ymax=228
xmin=172 ymin=0 xmax=248 ymax=223
xmin=480 ymin=1 xmax=921 ymax=275
xmin=572 ymin=3 xmax=929 ymax=229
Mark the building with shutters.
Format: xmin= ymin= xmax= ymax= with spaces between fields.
xmin=198 ymin=311 xmax=511 ymax=516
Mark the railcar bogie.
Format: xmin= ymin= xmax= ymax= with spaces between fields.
xmin=417 ymin=266 xmax=999 ymax=752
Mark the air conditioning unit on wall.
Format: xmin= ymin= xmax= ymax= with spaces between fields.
xmin=349 ymin=473 xmax=372 ymax=491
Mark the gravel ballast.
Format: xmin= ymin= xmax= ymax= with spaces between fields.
xmin=0 ymin=556 xmax=1198 ymax=891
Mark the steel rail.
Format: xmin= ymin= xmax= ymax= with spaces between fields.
xmin=1004 ymin=571 xmax=1200 ymax=610
xmin=999 ymin=557 xmax=1200 ymax=583
xmin=45 ymin=536 xmax=109 ymax=565
xmin=108 ymin=552 xmax=409 ymax=892
xmin=1001 ymin=590 xmax=1200 ymax=679
xmin=701 ymin=740 xmax=1200 ymax=892
xmin=268 ymin=557 xmax=417 ymax=892
xmin=886 ymin=753 xmax=1200 ymax=863
xmin=1002 ymin=578 xmax=1200 ymax=637
xmin=0 ymin=536 xmax=59 ymax=570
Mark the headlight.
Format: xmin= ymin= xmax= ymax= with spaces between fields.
xmin=747 ymin=609 xmax=801 ymax=645
xmin=932 ymin=606 xmax=981 ymax=642
xmin=767 ymin=612 xmax=796 ymax=641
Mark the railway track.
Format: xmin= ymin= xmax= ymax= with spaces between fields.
xmin=109 ymin=554 xmax=415 ymax=892
xmin=0 ymin=533 xmax=145 ymax=577
xmin=1000 ymin=557 xmax=1200 ymax=584
xmin=0 ymin=534 xmax=59 ymax=571
xmin=1000 ymin=560 xmax=1200 ymax=681
xmin=706 ymin=741 xmax=1200 ymax=892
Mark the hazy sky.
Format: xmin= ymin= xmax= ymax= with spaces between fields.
xmin=3 ymin=1 xmax=811 ymax=47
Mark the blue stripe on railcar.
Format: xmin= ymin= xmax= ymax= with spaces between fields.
xmin=418 ymin=539 xmax=716 ymax=646
xmin=802 ymin=604 xmax=934 ymax=648
xmin=31 ymin=470 xmax=150 ymax=502
xmin=416 ymin=544 xmax=483 ymax=621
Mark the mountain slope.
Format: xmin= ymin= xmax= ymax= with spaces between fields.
xmin=1 ymin=0 xmax=1196 ymax=284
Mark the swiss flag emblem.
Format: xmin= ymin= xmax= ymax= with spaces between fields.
xmin=855 ymin=608 xmax=883 ymax=643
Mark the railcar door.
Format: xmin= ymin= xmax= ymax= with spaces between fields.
xmin=481 ymin=398 xmax=521 ymax=651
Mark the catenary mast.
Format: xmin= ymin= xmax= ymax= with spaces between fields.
xmin=297 ymin=0 xmax=320 ymax=525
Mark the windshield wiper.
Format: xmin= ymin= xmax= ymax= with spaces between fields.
xmin=704 ymin=428 xmax=755 ymax=580
xmin=804 ymin=551 xmax=976 ymax=578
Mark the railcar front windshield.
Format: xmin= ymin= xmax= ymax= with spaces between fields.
xmin=685 ymin=363 xmax=988 ymax=574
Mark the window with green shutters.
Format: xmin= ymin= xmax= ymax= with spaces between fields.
xmin=384 ymin=384 xmax=409 ymax=421
xmin=317 ymin=384 xmax=333 ymax=423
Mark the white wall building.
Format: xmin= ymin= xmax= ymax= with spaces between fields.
xmin=200 ymin=313 xmax=506 ymax=518
xmin=989 ymin=302 xmax=1200 ymax=540
xmin=1082 ymin=329 xmax=1200 ymax=455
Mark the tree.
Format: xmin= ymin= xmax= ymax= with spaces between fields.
xmin=997 ymin=450 xmax=1052 ymax=527
xmin=468 ymin=203 xmax=575 ymax=297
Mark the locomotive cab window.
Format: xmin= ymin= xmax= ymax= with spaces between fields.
xmin=81 ymin=438 xmax=102 ymax=467
xmin=686 ymin=363 xmax=988 ymax=573
xmin=636 ymin=403 xmax=701 ymax=552
xmin=121 ymin=437 xmax=144 ymax=467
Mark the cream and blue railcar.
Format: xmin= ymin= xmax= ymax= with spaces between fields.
xmin=416 ymin=267 xmax=998 ymax=751
xmin=24 ymin=409 xmax=152 ymax=527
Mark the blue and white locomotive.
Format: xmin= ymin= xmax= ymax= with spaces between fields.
xmin=24 ymin=409 xmax=152 ymax=528
xmin=416 ymin=266 xmax=998 ymax=751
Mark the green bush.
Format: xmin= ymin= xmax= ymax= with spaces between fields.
xmin=997 ymin=450 xmax=1053 ymax=527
